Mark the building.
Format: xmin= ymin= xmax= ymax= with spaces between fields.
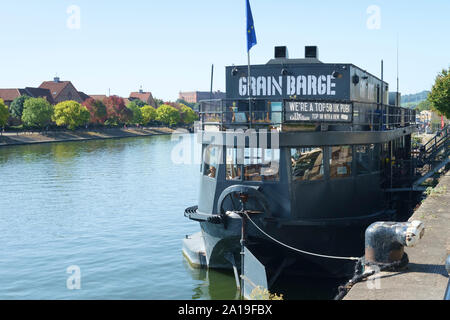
xmin=0 ymin=87 xmax=54 ymax=106
xmin=0 ymin=89 xmax=23 ymax=106
xmin=179 ymin=91 xmax=226 ymax=103
xmin=39 ymin=77 xmax=83 ymax=104
xmin=78 ymin=91 xmax=91 ymax=102
xmin=88 ymin=95 xmax=108 ymax=102
xmin=129 ymin=88 xmax=156 ymax=107
xmin=418 ymin=110 xmax=432 ymax=123
xmin=1 ymin=79 xmax=156 ymax=108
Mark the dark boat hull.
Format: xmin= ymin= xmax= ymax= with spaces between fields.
xmin=199 ymin=209 xmax=396 ymax=279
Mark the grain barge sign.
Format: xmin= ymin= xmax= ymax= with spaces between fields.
xmin=225 ymin=64 xmax=351 ymax=101
xmin=284 ymin=101 xmax=353 ymax=123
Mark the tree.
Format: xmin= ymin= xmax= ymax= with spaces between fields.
xmin=179 ymin=104 xmax=198 ymax=125
xmin=103 ymin=96 xmax=132 ymax=125
xmin=176 ymin=98 xmax=199 ymax=111
xmin=0 ymin=99 xmax=9 ymax=128
xmin=141 ymin=105 xmax=157 ymax=125
xmin=10 ymin=95 xmax=30 ymax=119
xmin=156 ymin=104 xmax=181 ymax=126
xmin=129 ymin=99 xmax=146 ymax=108
xmin=415 ymin=99 xmax=432 ymax=113
xmin=53 ymin=100 xmax=90 ymax=130
xmin=21 ymin=97 xmax=53 ymax=128
xmin=164 ymin=101 xmax=182 ymax=110
xmin=83 ymin=98 xmax=107 ymax=125
xmin=428 ymin=67 xmax=450 ymax=118
xmin=154 ymin=98 xmax=164 ymax=108
xmin=126 ymin=101 xmax=144 ymax=125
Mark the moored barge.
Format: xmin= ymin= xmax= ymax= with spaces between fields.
xmin=183 ymin=46 xmax=417 ymax=288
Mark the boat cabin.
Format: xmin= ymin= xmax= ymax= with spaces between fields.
xmin=196 ymin=46 xmax=416 ymax=221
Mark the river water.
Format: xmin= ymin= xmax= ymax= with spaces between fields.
xmin=0 ymin=134 xmax=340 ymax=300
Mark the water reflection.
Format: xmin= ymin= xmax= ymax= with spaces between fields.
xmin=182 ymin=259 xmax=239 ymax=300
xmin=0 ymin=135 xmax=343 ymax=300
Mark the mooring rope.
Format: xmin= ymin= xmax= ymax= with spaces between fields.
xmin=334 ymin=253 xmax=409 ymax=300
xmin=244 ymin=212 xmax=361 ymax=261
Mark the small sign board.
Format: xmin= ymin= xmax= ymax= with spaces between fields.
xmin=284 ymin=101 xmax=353 ymax=123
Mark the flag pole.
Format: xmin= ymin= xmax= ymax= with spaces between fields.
xmin=248 ymin=51 xmax=252 ymax=128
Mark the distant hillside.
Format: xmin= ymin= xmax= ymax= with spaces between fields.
xmin=401 ymin=90 xmax=430 ymax=109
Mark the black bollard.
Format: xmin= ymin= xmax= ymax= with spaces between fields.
xmin=445 ymin=255 xmax=450 ymax=300
xmin=364 ymin=220 xmax=424 ymax=267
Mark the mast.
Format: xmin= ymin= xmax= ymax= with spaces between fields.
xmin=210 ymin=64 xmax=214 ymax=100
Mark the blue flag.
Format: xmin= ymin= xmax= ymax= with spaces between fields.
xmin=246 ymin=0 xmax=257 ymax=51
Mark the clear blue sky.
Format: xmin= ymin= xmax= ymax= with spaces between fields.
xmin=0 ymin=0 xmax=449 ymax=101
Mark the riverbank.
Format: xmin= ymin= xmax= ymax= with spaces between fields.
xmin=0 ymin=127 xmax=177 ymax=147
xmin=344 ymin=171 xmax=450 ymax=300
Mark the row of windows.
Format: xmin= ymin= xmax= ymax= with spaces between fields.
xmin=226 ymin=148 xmax=280 ymax=181
xmin=203 ymin=144 xmax=381 ymax=182
xmin=291 ymin=145 xmax=381 ymax=181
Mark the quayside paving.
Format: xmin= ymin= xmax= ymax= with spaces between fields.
xmin=344 ymin=171 xmax=450 ymax=300
xmin=0 ymin=127 xmax=175 ymax=147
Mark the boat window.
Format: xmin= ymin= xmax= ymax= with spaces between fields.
xmin=261 ymin=149 xmax=280 ymax=181
xmin=226 ymin=147 xmax=242 ymax=181
xmin=242 ymin=148 xmax=280 ymax=181
xmin=244 ymin=148 xmax=263 ymax=181
xmin=252 ymin=100 xmax=270 ymax=124
xmin=329 ymin=146 xmax=352 ymax=178
xmin=203 ymin=145 xmax=221 ymax=179
xmin=371 ymin=144 xmax=381 ymax=172
xmin=356 ymin=145 xmax=371 ymax=175
xmin=291 ymin=148 xmax=324 ymax=181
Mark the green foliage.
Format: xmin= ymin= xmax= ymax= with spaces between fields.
xmin=53 ymin=100 xmax=90 ymax=130
xmin=425 ymin=185 xmax=447 ymax=197
xmin=126 ymin=101 xmax=144 ymax=124
xmin=156 ymin=104 xmax=180 ymax=126
xmin=129 ymin=99 xmax=146 ymax=108
xmin=154 ymin=98 xmax=164 ymax=108
xmin=10 ymin=95 xmax=30 ymax=118
xmin=248 ymin=286 xmax=284 ymax=300
xmin=412 ymin=135 xmax=423 ymax=149
xmin=428 ymin=67 xmax=450 ymax=118
xmin=179 ymin=104 xmax=198 ymax=125
xmin=21 ymin=97 xmax=54 ymax=128
xmin=415 ymin=99 xmax=432 ymax=113
xmin=176 ymin=99 xmax=199 ymax=110
xmin=141 ymin=105 xmax=157 ymax=124
xmin=0 ymin=99 xmax=9 ymax=127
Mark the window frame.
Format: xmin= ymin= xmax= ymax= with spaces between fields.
xmin=290 ymin=147 xmax=325 ymax=183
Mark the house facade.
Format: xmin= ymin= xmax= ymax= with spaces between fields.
xmin=39 ymin=77 xmax=84 ymax=104
xmin=129 ymin=89 xmax=157 ymax=108
xmin=1 ymin=79 xmax=158 ymax=109
xmin=0 ymin=88 xmax=54 ymax=106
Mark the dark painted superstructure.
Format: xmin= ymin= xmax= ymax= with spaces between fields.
xmin=184 ymin=47 xmax=417 ymax=279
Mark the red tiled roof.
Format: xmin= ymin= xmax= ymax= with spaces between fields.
xmin=129 ymin=92 xmax=156 ymax=107
xmin=39 ymin=81 xmax=72 ymax=98
xmin=130 ymin=92 xmax=152 ymax=102
xmin=89 ymin=95 xmax=108 ymax=101
xmin=0 ymin=89 xmax=21 ymax=102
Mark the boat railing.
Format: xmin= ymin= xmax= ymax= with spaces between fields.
xmin=198 ymin=98 xmax=416 ymax=131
